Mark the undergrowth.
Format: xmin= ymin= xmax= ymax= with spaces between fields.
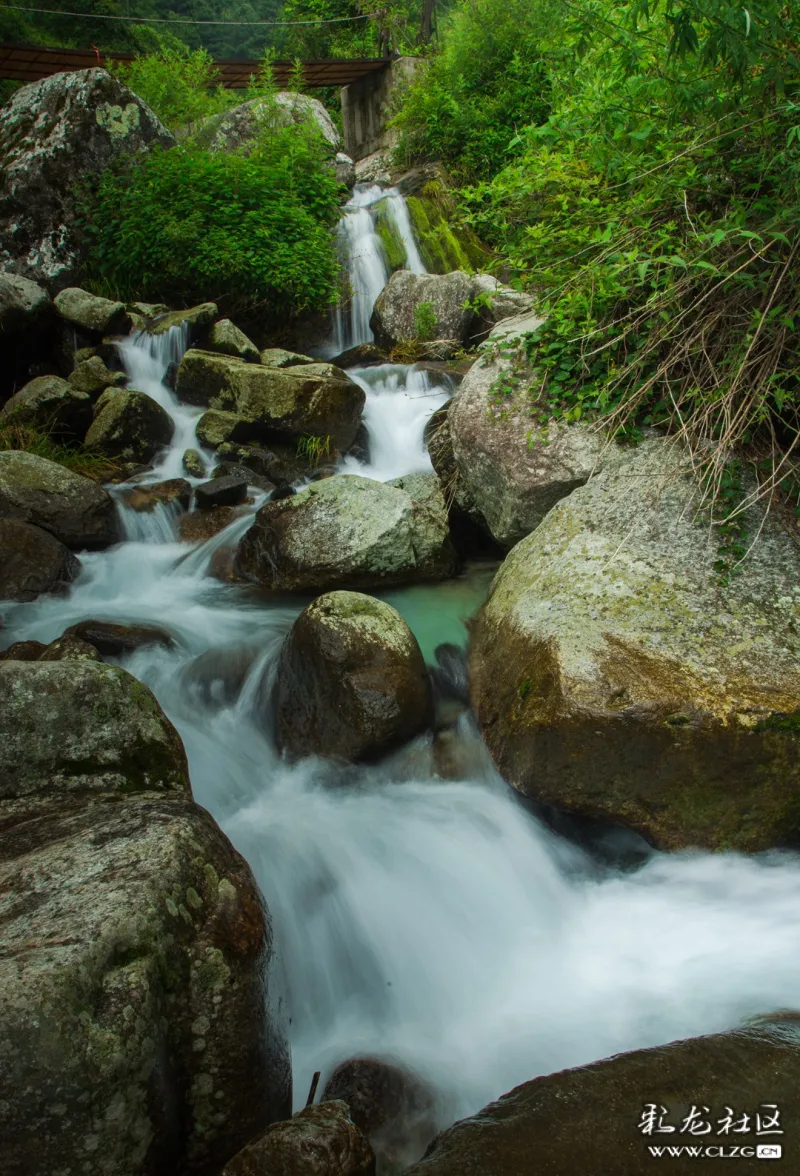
xmin=0 ymin=420 xmax=124 ymax=483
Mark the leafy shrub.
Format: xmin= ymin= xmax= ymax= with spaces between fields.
xmin=111 ymin=48 xmax=234 ymax=131
xmin=413 ymin=300 xmax=437 ymax=341
xmin=80 ymin=108 xmax=343 ymax=318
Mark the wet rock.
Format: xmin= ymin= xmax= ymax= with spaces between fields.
xmin=178 ymin=505 xmax=240 ymax=543
xmin=64 ymin=618 xmax=174 ymax=657
xmin=371 ymin=272 xmax=536 ymax=352
xmin=0 ymin=450 xmax=118 ymax=549
xmin=54 ymin=286 xmax=130 ymax=335
xmin=182 ymin=447 xmax=206 ymax=477
xmin=0 ymin=517 xmax=80 ymax=601
xmin=0 ymin=271 xmax=51 ymax=335
xmin=322 ymin=1056 xmax=438 ymax=1169
xmin=176 ymin=349 xmax=365 ymax=452
xmin=0 ymin=68 xmax=174 ymax=288
xmin=448 ymin=311 xmax=608 ymax=549
xmin=236 ymin=474 xmax=457 ymax=593
xmin=37 ymin=634 xmax=101 ymax=661
xmin=407 ymin=1020 xmax=800 ymax=1176
xmin=222 ymin=1100 xmax=374 ymax=1176
xmin=68 ymin=354 xmax=127 ymax=397
xmin=148 ymin=301 xmax=218 ymax=337
xmin=335 ymin=151 xmax=356 ymax=188
xmin=470 ymin=440 xmax=800 ymax=852
xmin=330 ymin=343 xmax=388 ymax=369
xmin=0 ymin=639 xmax=47 ymax=661
xmin=85 ymin=389 xmax=175 ymax=462
xmin=207 ymin=318 xmax=260 ymax=362
xmin=0 ymin=374 xmax=91 ymax=438
xmin=347 ymin=422 xmax=371 ymax=465
xmin=260 ymin=347 xmax=318 ymax=369
xmin=181 ymin=646 xmax=258 ymax=707
xmin=196 ymin=408 xmax=256 ymax=449
xmin=213 ymin=462 xmax=275 ymax=495
xmin=275 ymin=591 xmax=433 ymax=762
xmin=355 ymin=150 xmax=392 ymax=186
xmin=424 ymin=403 xmax=493 ymax=557
xmin=195 ymin=474 xmax=248 ymax=510
xmin=119 ymin=477 xmax=191 ymax=513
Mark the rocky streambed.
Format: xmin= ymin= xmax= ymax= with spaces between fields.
xmin=2 ymin=64 xmax=800 ymax=1176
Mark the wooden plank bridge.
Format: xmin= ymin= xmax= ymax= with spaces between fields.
xmin=0 ymin=42 xmax=390 ymax=89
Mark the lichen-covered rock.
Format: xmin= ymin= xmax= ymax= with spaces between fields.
xmin=236 ymin=474 xmax=457 ymax=592
xmin=260 ymin=347 xmax=317 ymax=369
xmin=222 ymin=1100 xmax=375 ymax=1176
xmin=194 ymin=91 xmax=341 ymax=155
xmin=196 ymin=408 xmax=256 ymax=449
xmin=370 ymin=271 xmax=536 ymax=351
xmin=0 ymin=271 xmax=51 ymax=335
xmin=183 ymin=447 xmax=206 ymax=478
xmin=275 ymin=591 xmax=432 ymax=762
xmin=54 ymin=287 xmax=130 ymax=335
xmin=176 ymin=349 xmax=365 ymax=452
xmin=0 ymin=450 xmax=118 ymax=549
xmin=37 ymin=633 xmax=102 ymax=662
xmin=407 ymin=1021 xmax=800 ymax=1176
xmin=470 ymin=440 xmax=800 ymax=852
xmin=0 ymin=69 xmax=174 ymax=288
xmin=207 ymin=318 xmax=260 ymax=363
xmin=448 ymin=314 xmax=609 ymax=549
xmin=149 ymin=302 xmax=218 ymax=338
xmin=322 ymin=1057 xmax=438 ymax=1170
xmin=68 ymin=354 xmax=127 ymax=397
xmin=0 ymin=374 xmax=91 ymax=438
xmin=0 ymin=517 xmax=80 ymax=601
xmin=85 ymin=389 xmax=174 ymax=462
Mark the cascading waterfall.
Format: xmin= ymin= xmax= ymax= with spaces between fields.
xmin=5 ymin=184 xmax=800 ymax=1165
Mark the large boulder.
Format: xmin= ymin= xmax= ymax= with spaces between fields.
xmin=0 ymin=518 xmax=80 ymax=601
xmin=0 ymin=374 xmax=92 ymax=439
xmin=0 ymin=68 xmax=174 ymax=289
xmin=0 ymin=271 xmax=51 ymax=335
xmin=222 ymin=1101 xmax=374 ymax=1176
xmin=370 ymin=272 xmax=536 ymax=351
xmin=408 ymin=1021 xmax=800 ymax=1176
xmin=236 ymin=474 xmax=457 ymax=592
xmin=195 ymin=91 xmax=341 ymax=155
xmin=0 ymin=658 xmax=292 ymax=1175
xmin=448 ymin=311 xmax=609 ymax=549
xmin=54 ymin=286 xmax=130 ymax=335
xmin=85 ymin=389 xmax=175 ymax=462
xmin=274 ymin=591 xmax=432 ymax=762
xmin=470 ymin=440 xmax=800 ymax=852
xmin=0 ymin=450 xmax=118 ymax=549
xmin=175 ymin=349 xmax=365 ymax=452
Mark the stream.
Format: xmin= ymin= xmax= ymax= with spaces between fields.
xmin=4 ymin=184 xmax=800 ymax=1153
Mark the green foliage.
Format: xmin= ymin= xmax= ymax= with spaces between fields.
xmin=0 ymin=418 xmax=124 ymax=482
xmin=111 ymin=48 xmax=234 ymax=131
xmin=413 ymin=300 xmax=437 ymax=341
xmin=296 ymin=433 xmax=333 ymax=465
xmin=79 ymin=93 xmax=343 ymax=316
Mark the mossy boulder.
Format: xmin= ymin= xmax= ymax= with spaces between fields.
xmin=0 ymin=374 xmax=91 ymax=439
xmin=236 ymin=473 xmax=457 ymax=592
xmin=176 ymin=349 xmax=365 ymax=451
xmin=274 ymin=591 xmax=433 ymax=762
xmin=85 ymin=389 xmax=174 ymax=462
xmin=470 ymin=440 xmax=800 ymax=852
xmin=207 ymin=318 xmax=260 ymax=363
xmin=0 ymin=449 xmax=118 ymax=549
xmin=54 ymin=287 xmax=130 ymax=335
xmin=196 ymin=408 xmax=256 ymax=450
xmin=68 ymin=354 xmax=127 ymax=398
xmin=406 ymin=191 xmax=487 ymax=275
xmin=182 ymin=447 xmax=206 ymax=477
xmin=0 ymin=68 xmax=174 ymax=289
xmin=0 ymin=518 xmax=80 ymax=601
xmin=222 ymin=1100 xmax=374 ymax=1176
xmin=408 ymin=1020 xmax=800 ymax=1176
xmin=148 ymin=302 xmax=218 ymax=338
xmin=260 ymin=348 xmax=317 ymax=369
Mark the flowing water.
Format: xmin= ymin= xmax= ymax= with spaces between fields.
xmin=4 ymin=188 xmax=800 ymax=1159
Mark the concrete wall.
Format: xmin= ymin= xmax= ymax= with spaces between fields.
xmin=340 ymin=56 xmax=420 ymax=163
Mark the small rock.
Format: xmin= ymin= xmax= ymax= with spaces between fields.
xmin=330 ymin=343 xmax=387 ymax=369
xmin=196 ymin=409 xmax=254 ymax=449
xmin=38 ymin=634 xmax=101 ymax=661
xmin=182 ymin=447 xmax=206 ymax=477
xmin=212 ymin=462 xmax=275 ymax=495
xmin=0 ymin=518 xmax=80 ymax=601
xmin=119 ymin=477 xmax=191 ymax=513
xmin=54 ymin=287 xmax=130 ymax=335
xmin=195 ymin=475 xmax=248 ymax=510
xmin=207 ymin=318 xmax=260 ymax=363
xmin=222 ymin=1100 xmax=375 ymax=1176
xmin=180 ymin=646 xmax=258 ymax=707
xmin=335 ymin=151 xmax=356 ymax=189
xmin=68 ymin=355 xmax=127 ymax=398
xmin=178 ymin=505 xmax=239 ymax=543
xmin=63 ymin=618 xmax=173 ymax=657
xmin=0 ymin=640 xmax=47 ymax=661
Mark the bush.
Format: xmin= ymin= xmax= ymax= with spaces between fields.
xmin=80 ymin=101 xmax=343 ymax=317
xmin=111 ymin=48 xmax=234 ymax=131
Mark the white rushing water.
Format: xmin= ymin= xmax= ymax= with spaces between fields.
xmin=4 ymin=187 xmax=800 ymax=1162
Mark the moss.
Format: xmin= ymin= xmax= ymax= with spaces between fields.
xmin=755 ymin=711 xmax=800 ymax=733
xmin=406 ymin=194 xmax=487 ymax=275
xmin=373 ymin=199 xmax=408 ymax=272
